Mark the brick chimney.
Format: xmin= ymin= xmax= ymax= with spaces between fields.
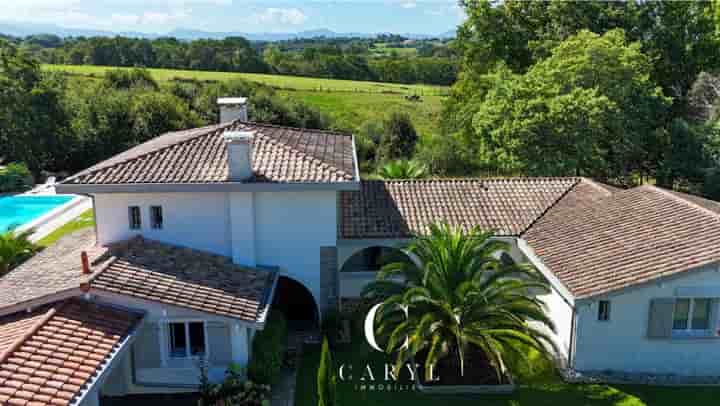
xmin=218 ymin=97 xmax=248 ymax=124
xmin=81 ymin=251 xmax=90 ymax=275
xmin=224 ymin=131 xmax=255 ymax=181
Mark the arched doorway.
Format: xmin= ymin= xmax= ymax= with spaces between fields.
xmin=271 ymin=276 xmax=319 ymax=330
xmin=340 ymin=245 xmax=416 ymax=273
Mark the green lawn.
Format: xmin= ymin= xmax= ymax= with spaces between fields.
xmin=279 ymin=89 xmax=443 ymax=134
xmin=37 ymin=209 xmax=94 ymax=247
xmin=42 ymin=64 xmax=448 ymax=96
xmin=296 ymin=338 xmax=720 ymax=406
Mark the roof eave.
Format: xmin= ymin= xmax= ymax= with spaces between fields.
xmin=56 ymin=180 xmax=361 ymax=194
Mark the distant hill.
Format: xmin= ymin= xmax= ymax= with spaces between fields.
xmin=0 ymin=22 xmax=455 ymax=41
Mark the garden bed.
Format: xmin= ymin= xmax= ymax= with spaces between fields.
xmin=414 ymin=347 xmax=515 ymax=394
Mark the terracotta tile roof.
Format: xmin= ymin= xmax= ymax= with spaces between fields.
xmin=62 ymin=121 xmax=357 ymax=185
xmin=0 ymin=299 xmax=141 ymax=406
xmin=523 ymin=184 xmax=720 ymax=298
xmin=0 ymin=228 xmax=110 ymax=313
xmin=91 ymin=237 xmax=275 ymax=322
xmin=339 ymin=178 xmax=579 ymax=238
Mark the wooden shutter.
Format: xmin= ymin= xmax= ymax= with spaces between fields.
xmin=647 ymin=298 xmax=675 ymax=339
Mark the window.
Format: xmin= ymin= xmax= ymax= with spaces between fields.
xmin=598 ymin=300 xmax=611 ymax=321
xmin=168 ymin=321 xmax=206 ymax=358
xmin=150 ymin=206 xmax=163 ymax=229
xmin=128 ymin=206 xmax=141 ymax=230
xmin=673 ymin=298 xmax=713 ymax=333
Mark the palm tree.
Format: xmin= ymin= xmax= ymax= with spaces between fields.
xmin=0 ymin=229 xmax=36 ymax=275
xmin=374 ymin=160 xmax=428 ymax=180
xmin=362 ymin=223 xmax=557 ymax=381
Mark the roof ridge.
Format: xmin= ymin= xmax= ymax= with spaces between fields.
xmin=366 ymin=176 xmax=580 ymax=184
xmin=237 ymin=120 xmax=352 ymax=138
xmin=577 ymin=177 xmax=616 ymax=197
xmin=0 ymin=304 xmax=59 ymax=365
xmin=63 ymin=122 xmax=234 ymax=184
xmin=642 ymin=184 xmax=720 ymax=221
xmin=519 ymin=178 xmax=584 ymax=237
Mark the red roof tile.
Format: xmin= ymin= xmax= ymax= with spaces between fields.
xmin=90 ymin=237 xmax=275 ymax=322
xmin=523 ymin=184 xmax=720 ymax=298
xmin=62 ymin=121 xmax=357 ymax=185
xmin=339 ymin=178 xmax=579 ymax=238
xmin=0 ymin=300 xmax=141 ymax=406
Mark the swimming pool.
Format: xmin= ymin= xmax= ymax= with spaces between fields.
xmin=0 ymin=195 xmax=75 ymax=232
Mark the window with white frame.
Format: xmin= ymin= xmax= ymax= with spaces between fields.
xmin=168 ymin=321 xmax=206 ymax=358
xmin=672 ymin=298 xmax=713 ymax=335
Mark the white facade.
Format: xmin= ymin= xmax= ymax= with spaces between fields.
xmin=93 ymin=190 xmax=338 ymax=312
xmin=573 ymin=263 xmax=720 ymax=375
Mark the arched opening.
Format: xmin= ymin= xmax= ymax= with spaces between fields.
xmin=340 ymin=245 xmax=415 ymax=273
xmin=271 ymin=276 xmax=319 ymax=330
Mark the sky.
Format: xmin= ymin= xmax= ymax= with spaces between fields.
xmin=0 ymin=0 xmax=465 ymax=35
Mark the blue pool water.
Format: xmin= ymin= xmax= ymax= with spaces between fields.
xmin=0 ymin=195 xmax=74 ymax=232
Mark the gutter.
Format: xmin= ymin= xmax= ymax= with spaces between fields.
xmin=56 ymin=180 xmax=361 ymax=194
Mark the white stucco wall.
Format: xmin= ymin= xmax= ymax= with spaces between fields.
xmin=574 ymin=263 xmax=720 ymax=375
xmin=254 ymin=191 xmax=338 ymax=310
xmin=94 ymin=192 xmax=232 ymax=256
xmin=93 ymin=190 xmax=339 ymax=311
xmin=93 ymin=292 xmax=256 ymax=395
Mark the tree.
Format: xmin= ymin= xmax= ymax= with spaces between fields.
xmin=461 ymin=30 xmax=670 ymax=182
xmin=362 ymin=223 xmax=557 ymax=380
xmin=317 ymin=337 xmax=337 ymax=406
xmin=374 ymin=160 xmax=428 ymax=180
xmin=378 ymin=112 xmax=419 ymax=162
xmin=0 ymin=229 xmax=36 ymax=276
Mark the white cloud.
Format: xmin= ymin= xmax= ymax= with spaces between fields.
xmin=254 ymin=8 xmax=307 ymax=26
xmin=401 ymin=2 xmax=417 ymax=9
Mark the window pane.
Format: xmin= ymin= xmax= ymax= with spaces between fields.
xmin=598 ymin=301 xmax=610 ymax=321
xmin=129 ymin=206 xmax=141 ymax=229
xmin=151 ymin=206 xmax=163 ymax=229
xmin=692 ymin=299 xmax=711 ymax=330
xmin=673 ymin=299 xmax=690 ymax=330
xmin=169 ymin=323 xmax=187 ymax=357
xmin=189 ymin=322 xmax=205 ymax=356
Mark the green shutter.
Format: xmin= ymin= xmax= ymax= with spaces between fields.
xmin=647 ymin=298 xmax=675 ymax=339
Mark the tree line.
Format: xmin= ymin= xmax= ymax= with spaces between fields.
xmin=0 ymin=40 xmax=329 ymax=178
xmin=13 ymin=34 xmax=458 ymax=86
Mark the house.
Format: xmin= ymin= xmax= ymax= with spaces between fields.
xmin=2 ymin=96 xmax=720 ymax=403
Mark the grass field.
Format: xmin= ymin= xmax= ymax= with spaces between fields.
xmin=42 ymin=64 xmax=448 ymax=96
xmin=37 ymin=209 xmax=94 ymax=248
xmin=43 ymin=64 xmax=448 ymax=134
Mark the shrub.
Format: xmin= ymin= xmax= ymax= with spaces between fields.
xmin=198 ymin=362 xmax=272 ymax=406
xmin=247 ymin=312 xmax=287 ymax=385
xmin=317 ymin=337 xmax=337 ymax=406
xmin=0 ymin=163 xmax=33 ymax=193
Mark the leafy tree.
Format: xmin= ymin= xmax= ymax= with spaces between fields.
xmin=317 ymin=337 xmax=337 ymax=406
xmin=0 ymin=229 xmax=37 ymax=276
xmin=374 ymin=160 xmax=428 ymax=180
xmin=362 ymin=223 xmax=557 ymax=380
xmin=102 ymin=68 xmax=159 ymax=90
xmin=378 ymin=112 xmax=419 ymax=162
xmin=460 ymin=30 xmax=670 ymax=182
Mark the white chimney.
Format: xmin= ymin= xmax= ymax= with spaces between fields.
xmin=224 ymin=131 xmax=255 ymax=181
xmin=218 ymin=97 xmax=248 ymax=123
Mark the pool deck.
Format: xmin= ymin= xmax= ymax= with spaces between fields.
xmin=7 ymin=187 xmax=93 ymax=242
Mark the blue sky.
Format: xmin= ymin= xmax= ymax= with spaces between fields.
xmin=1 ymin=0 xmax=465 ymax=35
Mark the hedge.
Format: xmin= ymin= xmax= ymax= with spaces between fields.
xmin=247 ymin=312 xmax=288 ymax=385
xmin=0 ymin=163 xmax=33 ymax=193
